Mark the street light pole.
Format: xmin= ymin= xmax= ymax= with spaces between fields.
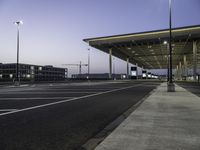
xmin=168 ymin=0 xmax=175 ymax=92
xmin=14 ymin=21 xmax=23 ymax=85
xmin=88 ymin=48 xmax=90 ymax=75
xmin=169 ymin=0 xmax=172 ymax=83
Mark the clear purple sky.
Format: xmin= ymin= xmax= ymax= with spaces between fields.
xmin=0 ymin=0 xmax=200 ymax=75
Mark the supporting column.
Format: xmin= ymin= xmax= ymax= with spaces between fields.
xmin=176 ymin=65 xmax=179 ymax=80
xmin=126 ymin=57 xmax=129 ymax=79
xmin=109 ymin=49 xmax=112 ymax=79
xmin=193 ymin=41 xmax=197 ymax=81
xmin=136 ymin=63 xmax=138 ymax=79
xmin=183 ymin=55 xmax=187 ymax=79
xmin=179 ymin=61 xmax=182 ymax=80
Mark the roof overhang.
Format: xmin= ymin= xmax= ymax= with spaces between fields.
xmin=84 ymin=25 xmax=200 ymax=69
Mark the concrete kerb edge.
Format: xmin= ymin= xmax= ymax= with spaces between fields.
xmin=174 ymin=83 xmax=200 ymax=98
xmin=79 ymin=82 xmax=162 ymax=150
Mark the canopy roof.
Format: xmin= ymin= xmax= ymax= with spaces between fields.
xmin=84 ymin=25 xmax=200 ymax=69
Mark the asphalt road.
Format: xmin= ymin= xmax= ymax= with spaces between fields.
xmin=177 ymin=82 xmax=200 ymax=97
xmin=0 ymin=81 xmax=160 ymax=150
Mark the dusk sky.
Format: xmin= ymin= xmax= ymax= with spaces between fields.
xmin=0 ymin=0 xmax=200 ymax=76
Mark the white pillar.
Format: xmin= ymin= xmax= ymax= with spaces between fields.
xmin=176 ymin=65 xmax=179 ymax=80
xmin=183 ymin=55 xmax=187 ymax=78
xmin=126 ymin=57 xmax=129 ymax=79
xmin=109 ymin=49 xmax=112 ymax=79
xmin=193 ymin=41 xmax=197 ymax=81
xmin=136 ymin=63 xmax=138 ymax=79
xmin=179 ymin=61 xmax=182 ymax=80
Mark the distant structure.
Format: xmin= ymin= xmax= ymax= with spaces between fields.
xmin=71 ymin=72 xmax=159 ymax=80
xmin=0 ymin=63 xmax=68 ymax=82
xmin=71 ymin=73 xmax=126 ymax=80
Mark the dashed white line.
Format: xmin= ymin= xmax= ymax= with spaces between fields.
xmin=0 ymin=83 xmax=144 ymax=116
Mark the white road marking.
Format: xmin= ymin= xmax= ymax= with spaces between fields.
xmin=7 ymin=85 xmax=17 ymax=88
xmin=7 ymin=84 xmax=29 ymax=88
xmin=68 ymin=81 xmax=127 ymax=86
xmin=0 ymin=97 xmax=76 ymax=100
xmin=0 ymin=109 xmax=18 ymax=112
xmin=36 ymin=88 xmax=111 ymax=91
xmin=0 ymin=83 xmax=144 ymax=116
xmin=2 ymin=91 xmax=98 ymax=94
xmin=20 ymin=84 xmax=29 ymax=87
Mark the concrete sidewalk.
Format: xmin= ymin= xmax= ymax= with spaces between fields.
xmin=95 ymin=83 xmax=200 ymax=150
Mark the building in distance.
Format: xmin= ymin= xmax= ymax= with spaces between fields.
xmin=0 ymin=63 xmax=68 ymax=82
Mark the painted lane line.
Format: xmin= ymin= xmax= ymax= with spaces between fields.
xmin=19 ymin=84 xmax=29 ymax=87
xmin=43 ymin=89 xmax=117 ymax=91
xmin=30 ymin=89 xmax=111 ymax=91
xmin=7 ymin=84 xmax=29 ymax=88
xmin=0 ymin=92 xmax=99 ymax=94
xmin=0 ymin=83 xmax=144 ymax=117
xmin=68 ymin=81 xmax=127 ymax=86
xmin=0 ymin=109 xmax=18 ymax=112
xmin=0 ymin=97 xmax=76 ymax=100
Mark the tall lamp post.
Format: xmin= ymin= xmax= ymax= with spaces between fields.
xmin=88 ymin=48 xmax=90 ymax=75
xmin=168 ymin=0 xmax=175 ymax=92
xmin=14 ymin=21 xmax=23 ymax=85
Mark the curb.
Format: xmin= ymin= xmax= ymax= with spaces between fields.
xmin=79 ymin=83 xmax=159 ymax=150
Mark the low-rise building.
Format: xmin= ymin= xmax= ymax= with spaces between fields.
xmin=0 ymin=63 xmax=68 ymax=82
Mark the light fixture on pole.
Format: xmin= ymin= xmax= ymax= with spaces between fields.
xmin=14 ymin=20 xmax=23 ymax=85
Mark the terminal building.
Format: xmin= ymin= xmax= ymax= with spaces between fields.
xmin=0 ymin=63 xmax=68 ymax=82
xmin=84 ymin=25 xmax=200 ymax=81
